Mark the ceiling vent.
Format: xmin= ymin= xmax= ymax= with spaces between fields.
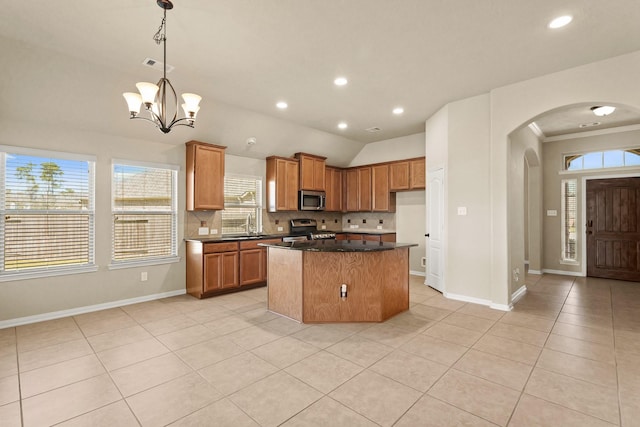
xmin=579 ymin=122 xmax=601 ymax=128
xmin=142 ymin=57 xmax=174 ymax=73
xmin=365 ymin=127 xmax=382 ymax=133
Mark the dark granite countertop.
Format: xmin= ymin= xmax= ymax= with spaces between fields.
xmin=185 ymin=234 xmax=285 ymax=243
xmin=337 ymin=230 xmax=397 ymax=235
xmin=259 ymin=240 xmax=417 ymax=252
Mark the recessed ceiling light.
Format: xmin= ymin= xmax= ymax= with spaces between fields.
xmin=590 ymin=106 xmax=616 ymax=117
xmin=338 ymin=122 xmax=348 ymax=130
xmin=334 ymin=77 xmax=348 ymax=86
xmin=276 ymin=101 xmax=288 ymax=109
xmin=392 ymin=107 xmax=404 ymax=115
xmin=548 ymin=15 xmax=572 ymax=29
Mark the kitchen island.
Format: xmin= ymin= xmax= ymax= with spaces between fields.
xmin=260 ymin=240 xmax=417 ymax=323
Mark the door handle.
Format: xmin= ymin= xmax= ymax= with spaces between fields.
xmin=425 ymin=233 xmax=430 ymax=237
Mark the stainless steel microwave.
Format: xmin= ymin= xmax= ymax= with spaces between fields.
xmin=299 ymin=190 xmax=326 ymax=211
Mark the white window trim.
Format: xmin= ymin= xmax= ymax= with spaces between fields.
xmin=110 ymin=159 xmax=179 ymax=267
xmin=0 ymin=148 xmax=96 ymax=280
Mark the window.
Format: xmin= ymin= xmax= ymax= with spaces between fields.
xmin=222 ymin=175 xmax=262 ymax=235
xmin=112 ymin=160 xmax=178 ymax=265
xmin=564 ymin=148 xmax=640 ymax=171
xmin=561 ymin=179 xmax=577 ymax=262
xmin=1 ymin=147 xmax=95 ymax=279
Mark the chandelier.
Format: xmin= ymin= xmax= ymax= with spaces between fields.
xmin=123 ymin=0 xmax=201 ymax=134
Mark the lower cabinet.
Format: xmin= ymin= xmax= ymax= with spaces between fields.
xmin=186 ymin=237 xmax=281 ymax=299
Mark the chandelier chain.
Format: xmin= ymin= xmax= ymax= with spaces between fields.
xmin=153 ymin=16 xmax=166 ymax=45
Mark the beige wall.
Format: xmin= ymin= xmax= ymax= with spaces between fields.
xmin=542 ymin=128 xmax=640 ymax=274
xmin=508 ymin=126 xmax=541 ymax=295
xmin=0 ymin=120 xmax=186 ymax=323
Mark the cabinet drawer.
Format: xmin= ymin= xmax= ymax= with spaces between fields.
xmin=204 ymin=242 xmax=239 ymax=254
xmin=240 ymin=238 xmax=282 ymax=250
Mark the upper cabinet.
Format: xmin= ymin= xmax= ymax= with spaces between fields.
xmin=372 ymin=164 xmax=395 ymax=212
xmin=345 ymin=166 xmax=372 ymax=212
xmin=266 ymin=156 xmax=299 ymax=212
xmin=295 ymin=152 xmax=326 ymax=191
xmin=325 ymin=166 xmax=343 ymax=212
xmin=409 ymin=157 xmax=426 ymax=189
xmin=389 ymin=157 xmax=425 ymax=191
xmin=186 ymin=141 xmax=226 ymax=211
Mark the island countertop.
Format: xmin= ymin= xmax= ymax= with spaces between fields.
xmin=259 ymin=240 xmax=417 ymax=252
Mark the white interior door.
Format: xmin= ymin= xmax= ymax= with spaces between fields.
xmin=427 ymin=168 xmax=444 ymax=292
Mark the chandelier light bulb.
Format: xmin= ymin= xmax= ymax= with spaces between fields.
xmin=135 ymin=82 xmax=160 ymax=105
xmin=591 ymin=106 xmax=616 ymax=117
xmin=122 ymin=92 xmax=143 ymax=116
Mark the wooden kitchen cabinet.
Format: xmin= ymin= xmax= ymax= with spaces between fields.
xmin=325 ymin=166 xmax=343 ymax=212
xmin=186 ymin=141 xmax=226 ymax=211
xmin=187 ymin=237 xmax=282 ymax=298
xmin=266 ymin=156 xmax=299 ymax=212
xmin=389 ymin=157 xmax=425 ymax=191
xmin=410 ymin=157 xmax=426 ymax=189
xmin=345 ymin=167 xmax=372 ymax=212
xmin=346 ymin=233 xmax=396 ymax=242
xmin=239 ymin=238 xmax=281 ymax=286
xmin=295 ymin=153 xmax=326 ymax=191
xmin=372 ymin=164 xmax=395 ymax=212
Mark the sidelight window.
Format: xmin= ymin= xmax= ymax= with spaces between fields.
xmin=111 ymin=160 xmax=178 ymax=266
xmin=0 ymin=147 xmax=96 ymax=280
xmin=222 ymin=175 xmax=262 ymax=235
xmin=561 ymin=179 xmax=578 ymax=261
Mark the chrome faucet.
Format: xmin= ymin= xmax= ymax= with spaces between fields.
xmin=246 ymin=213 xmax=254 ymax=235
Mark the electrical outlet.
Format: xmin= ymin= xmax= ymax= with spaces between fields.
xmin=277 ymin=226 xmax=283 ymax=232
xmin=198 ymin=227 xmax=209 ymax=235
xmin=376 ymin=225 xmax=383 ymax=230
xmin=321 ymin=225 xmax=326 ymax=229
xmin=140 ymin=272 xmax=148 ymax=282
xmin=210 ymin=229 xmax=218 ymax=235
xmin=420 ymin=257 xmax=426 ymax=267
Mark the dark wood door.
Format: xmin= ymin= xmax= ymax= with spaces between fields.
xmin=586 ymin=177 xmax=640 ymax=281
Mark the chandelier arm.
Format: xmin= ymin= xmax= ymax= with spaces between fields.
xmin=165 ymin=117 xmax=196 ymax=129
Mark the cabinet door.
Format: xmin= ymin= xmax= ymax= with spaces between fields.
xmin=358 ymin=167 xmax=372 ymax=211
xmin=299 ymin=156 xmax=315 ymax=190
xmin=186 ymin=142 xmax=225 ymax=211
xmin=345 ymin=169 xmax=359 ymax=212
xmin=410 ymin=158 xmax=426 ymax=189
xmin=389 ymin=161 xmax=410 ymax=191
xmin=335 ymin=233 xmax=347 ymax=241
xmin=240 ymin=249 xmax=264 ymax=286
xmin=204 ymin=252 xmax=238 ymax=292
xmin=325 ymin=167 xmax=343 ymax=212
xmin=363 ymin=234 xmax=382 ymax=242
xmin=285 ymin=160 xmax=299 ymax=210
xmin=372 ymin=164 xmax=390 ymax=212
xmin=313 ymin=158 xmax=326 ymax=190
xmin=346 ymin=233 xmax=363 ymax=240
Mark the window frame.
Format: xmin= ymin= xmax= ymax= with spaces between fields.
xmin=561 ymin=178 xmax=578 ymax=263
xmin=221 ymin=174 xmax=263 ymax=236
xmin=0 ymin=145 xmax=97 ymax=281
xmin=563 ymin=147 xmax=640 ymax=171
xmin=109 ymin=159 xmax=180 ymax=269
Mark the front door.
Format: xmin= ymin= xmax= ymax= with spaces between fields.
xmin=427 ymin=168 xmax=444 ymax=292
xmin=586 ymin=177 xmax=640 ymax=281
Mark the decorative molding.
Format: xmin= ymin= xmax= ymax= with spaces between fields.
xmin=528 ymin=122 xmax=545 ymax=139
xmin=489 ymin=302 xmax=513 ymax=312
xmin=543 ymin=123 xmax=640 ymax=143
xmin=541 ymin=268 xmax=584 ymax=277
xmin=410 ymin=270 xmax=426 ymax=277
xmin=0 ymin=289 xmax=186 ymax=329
xmin=527 ymin=269 xmax=543 ymax=275
xmin=511 ymin=285 xmax=527 ymax=304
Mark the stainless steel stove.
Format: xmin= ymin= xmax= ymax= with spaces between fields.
xmin=282 ymin=218 xmax=336 ymax=242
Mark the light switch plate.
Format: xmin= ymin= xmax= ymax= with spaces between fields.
xmin=198 ymin=227 xmax=209 ymax=235
xmin=547 ymin=210 xmax=558 ymax=217
xmin=457 ymin=207 xmax=467 ymax=216
xmin=210 ymin=229 xmax=218 ymax=235
xmin=321 ymin=225 xmax=326 ymax=229
xmin=277 ymin=226 xmax=283 ymax=232
xmin=376 ymin=225 xmax=383 ymax=230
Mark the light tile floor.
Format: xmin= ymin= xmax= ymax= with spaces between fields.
xmin=1 ymin=274 xmax=639 ymax=426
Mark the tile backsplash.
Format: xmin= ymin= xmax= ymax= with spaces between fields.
xmin=185 ymin=210 xmax=396 ymax=239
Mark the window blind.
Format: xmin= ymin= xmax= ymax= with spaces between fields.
xmin=222 ymin=175 xmax=263 ymax=235
xmin=112 ymin=163 xmax=177 ymax=262
xmin=2 ymin=151 xmax=95 ymax=273
xmin=562 ymin=179 xmax=577 ymax=261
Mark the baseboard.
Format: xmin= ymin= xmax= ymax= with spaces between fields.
xmin=489 ymin=302 xmax=513 ymax=312
xmin=0 ymin=289 xmax=186 ymax=329
xmin=410 ymin=270 xmax=426 ymax=277
xmin=541 ymin=269 xmax=584 ymax=277
xmin=444 ymin=291 xmax=513 ymax=312
xmin=511 ymin=284 xmax=527 ymax=304
xmin=527 ymin=269 xmax=543 ymax=275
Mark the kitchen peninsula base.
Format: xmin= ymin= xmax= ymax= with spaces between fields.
xmin=264 ymin=241 xmax=414 ymax=323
